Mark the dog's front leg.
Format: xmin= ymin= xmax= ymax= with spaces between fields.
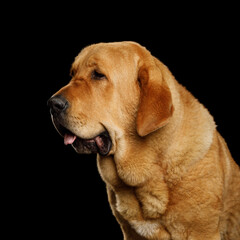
xmin=115 ymin=187 xmax=143 ymax=221
xmin=136 ymin=176 xmax=169 ymax=219
xmin=114 ymin=187 xmax=171 ymax=240
xmin=98 ymin=155 xmax=170 ymax=239
xmin=97 ymin=155 xmax=144 ymax=221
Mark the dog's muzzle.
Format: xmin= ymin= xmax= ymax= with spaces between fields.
xmin=47 ymin=95 xmax=112 ymax=156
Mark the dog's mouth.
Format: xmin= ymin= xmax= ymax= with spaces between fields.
xmin=52 ymin=119 xmax=112 ymax=156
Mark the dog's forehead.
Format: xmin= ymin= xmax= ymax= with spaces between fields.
xmin=75 ymin=42 xmax=145 ymax=67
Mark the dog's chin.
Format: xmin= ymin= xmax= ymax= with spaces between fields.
xmin=52 ymin=117 xmax=112 ymax=156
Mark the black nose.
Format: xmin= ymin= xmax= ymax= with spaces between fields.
xmin=47 ymin=95 xmax=69 ymax=114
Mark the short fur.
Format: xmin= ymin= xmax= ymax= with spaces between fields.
xmin=50 ymin=42 xmax=240 ymax=239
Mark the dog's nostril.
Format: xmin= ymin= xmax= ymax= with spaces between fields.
xmin=47 ymin=95 xmax=69 ymax=114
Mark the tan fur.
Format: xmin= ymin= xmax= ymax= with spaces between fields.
xmin=50 ymin=42 xmax=240 ymax=239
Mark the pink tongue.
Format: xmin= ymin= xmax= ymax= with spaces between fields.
xmin=64 ymin=133 xmax=76 ymax=145
xmin=95 ymin=136 xmax=104 ymax=148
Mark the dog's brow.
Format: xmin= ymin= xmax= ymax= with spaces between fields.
xmin=86 ymin=59 xmax=98 ymax=68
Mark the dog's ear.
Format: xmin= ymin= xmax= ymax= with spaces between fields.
xmin=136 ymin=60 xmax=174 ymax=137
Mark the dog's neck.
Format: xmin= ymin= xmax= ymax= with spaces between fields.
xmin=112 ymin=71 xmax=216 ymax=188
xmin=159 ymin=77 xmax=216 ymax=186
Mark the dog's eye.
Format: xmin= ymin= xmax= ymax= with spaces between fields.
xmin=91 ymin=70 xmax=106 ymax=80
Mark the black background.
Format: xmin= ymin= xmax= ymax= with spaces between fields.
xmin=6 ymin=12 xmax=239 ymax=239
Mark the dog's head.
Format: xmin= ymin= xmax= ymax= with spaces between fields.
xmin=48 ymin=42 xmax=174 ymax=156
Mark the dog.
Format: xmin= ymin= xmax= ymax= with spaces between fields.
xmin=48 ymin=41 xmax=240 ymax=240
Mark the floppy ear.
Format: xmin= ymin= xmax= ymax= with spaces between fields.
xmin=136 ymin=61 xmax=174 ymax=137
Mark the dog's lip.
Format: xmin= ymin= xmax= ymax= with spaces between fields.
xmin=52 ymin=117 xmax=112 ymax=156
xmin=72 ymin=130 xmax=112 ymax=156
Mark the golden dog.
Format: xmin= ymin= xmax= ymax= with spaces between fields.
xmin=48 ymin=42 xmax=240 ymax=240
